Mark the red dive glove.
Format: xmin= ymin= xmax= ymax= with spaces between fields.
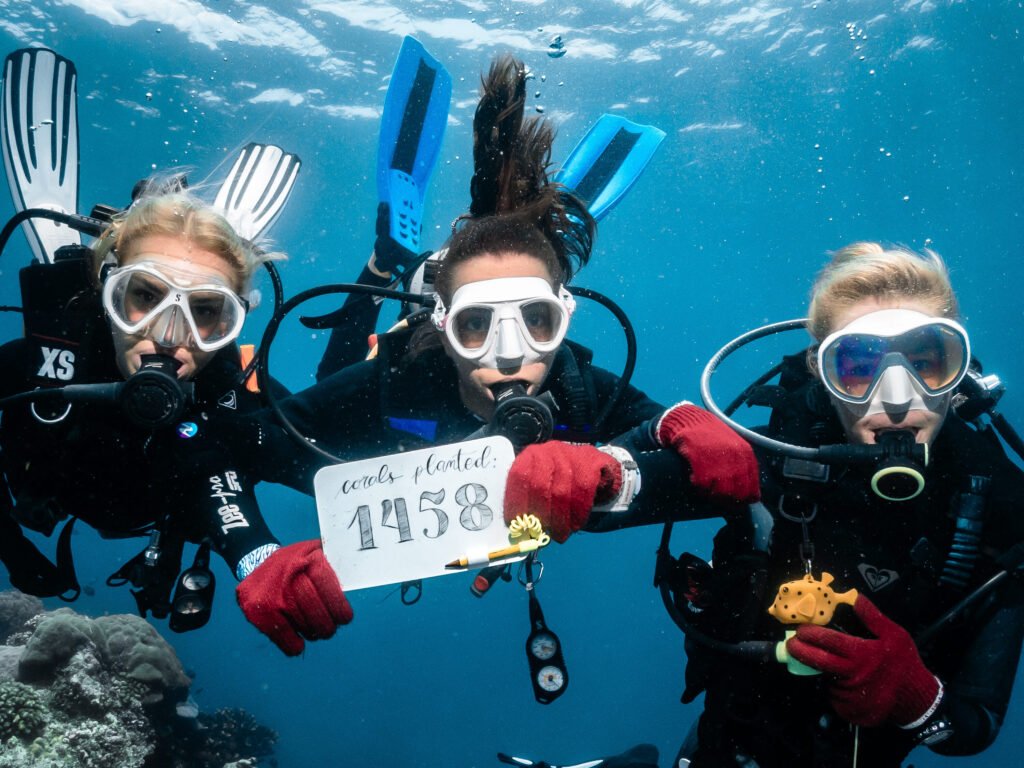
xmin=654 ymin=402 xmax=760 ymax=504
xmin=503 ymin=442 xmax=622 ymax=543
xmin=787 ymin=595 xmax=942 ymax=728
xmin=236 ymin=540 xmax=354 ymax=656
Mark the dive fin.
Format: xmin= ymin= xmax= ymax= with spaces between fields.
xmin=213 ymin=142 xmax=301 ymax=241
xmin=376 ymin=36 xmax=452 ymax=254
xmin=497 ymin=744 xmax=659 ymax=768
xmin=555 ymin=114 xmax=665 ymax=222
xmin=1 ymin=47 xmax=81 ymax=264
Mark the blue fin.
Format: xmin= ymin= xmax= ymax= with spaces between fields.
xmin=1 ymin=47 xmax=81 ymax=264
xmin=555 ymin=114 xmax=666 ymax=221
xmin=376 ymin=36 xmax=452 ymax=254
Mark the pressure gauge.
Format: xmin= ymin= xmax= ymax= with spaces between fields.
xmin=536 ymin=665 xmax=566 ymax=693
xmin=529 ymin=631 xmax=558 ymax=661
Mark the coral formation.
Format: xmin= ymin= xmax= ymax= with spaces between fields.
xmin=0 ymin=680 xmax=48 ymax=741
xmin=0 ymin=589 xmax=43 ymax=642
xmin=194 ymin=708 xmax=278 ymax=766
xmin=0 ymin=591 xmax=277 ymax=768
xmin=19 ymin=609 xmax=191 ymax=704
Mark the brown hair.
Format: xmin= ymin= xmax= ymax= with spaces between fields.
xmin=408 ymin=55 xmax=595 ymax=359
xmin=807 ymin=241 xmax=958 ymax=340
xmin=435 ymin=54 xmax=593 ymax=300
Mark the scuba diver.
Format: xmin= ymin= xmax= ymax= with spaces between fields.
xmin=229 ymin=54 xmax=759 ymax=656
xmin=0 ymin=187 xmax=350 ymax=640
xmin=668 ymin=242 xmax=1024 ymax=766
xmin=0 ymin=46 xmax=338 ymax=645
xmin=313 ymin=36 xmax=665 ymax=383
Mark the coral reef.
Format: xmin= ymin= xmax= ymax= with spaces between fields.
xmin=194 ymin=708 xmax=277 ymax=766
xmin=0 ymin=680 xmax=48 ymax=741
xmin=0 ymin=589 xmax=43 ymax=642
xmin=19 ymin=609 xmax=191 ymax=704
xmin=0 ymin=591 xmax=277 ymax=768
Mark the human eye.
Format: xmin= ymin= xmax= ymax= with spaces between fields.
xmin=189 ymin=294 xmax=226 ymax=328
xmin=521 ymin=302 xmax=555 ymax=341
xmin=454 ymin=307 xmax=492 ymax=348
xmin=125 ymin=277 xmax=165 ymax=313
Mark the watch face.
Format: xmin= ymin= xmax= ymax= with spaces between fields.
xmin=529 ymin=632 xmax=558 ymax=660
xmin=536 ymin=665 xmax=565 ymax=692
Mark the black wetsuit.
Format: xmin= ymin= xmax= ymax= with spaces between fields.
xmin=682 ymin=366 xmax=1024 ymax=767
xmin=238 ymin=330 xmax=721 ymax=529
xmin=0 ymin=310 xmax=279 ymax=604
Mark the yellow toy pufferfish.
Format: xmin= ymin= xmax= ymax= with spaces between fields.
xmin=768 ymin=572 xmax=858 ymax=627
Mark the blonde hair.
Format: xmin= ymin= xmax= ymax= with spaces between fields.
xmin=91 ymin=190 xmax=264 ymax=293
xmin=807 ymin=241 xmax=958 ymax=340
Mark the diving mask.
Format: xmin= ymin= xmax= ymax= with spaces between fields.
xmin=817 ymin=309 xmax=970 ymax=417
xmin=102 ymin=260 xmax=247 ymax=352
xmin=432 ymin=277 xmax=575 ymax=370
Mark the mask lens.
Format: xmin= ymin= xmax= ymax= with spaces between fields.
xmin=520 ymin=300 xmax=560 ymax=344
xmin=897 ymin=324 xmax=966 ymax=392
xmin=187 ymin=290 xmax=233 ymax=342
xmin=118 ymin=272 xmax=171 ymax=325
xmin=826 ymin=334 xmax=887 ymax=399
xmin=453 ymin=306 xmax=494 ymax=350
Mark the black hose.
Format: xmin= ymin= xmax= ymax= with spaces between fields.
xmin=566 ymin=286 xmax=637 ymax=433
xmin=0 ymin=208 xmax=106 ymax=257
xmin=256 ymin=283 xmax=430 ymax=463
xmin=654 ymin=521 xmax=776 ymax=662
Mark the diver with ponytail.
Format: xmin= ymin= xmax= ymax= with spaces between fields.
xmin=227 ymin=54 xmax=758 ymax=656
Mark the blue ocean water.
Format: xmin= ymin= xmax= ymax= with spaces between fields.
xmin=1 ymin=1 xmax=1022 ymax=766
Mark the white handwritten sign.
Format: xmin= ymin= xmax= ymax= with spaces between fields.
xmin=314 ymin=436 xmax=520 ymax=591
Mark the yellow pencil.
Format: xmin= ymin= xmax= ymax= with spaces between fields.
xmin=445 ymin=538 xmax=543 ymax=569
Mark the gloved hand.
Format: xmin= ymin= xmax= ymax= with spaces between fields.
xmin=503 ymin=442 xmax=622 ymax=543
xmin=371 ymin=201 xmax=419 ymax=275
xmin=787 ymin=595 xmax=942 ymax=727
xmin=654 ymin=402 xmax=760 ymax=504
xmin=236 ymin=540 xmax=354 ymax=656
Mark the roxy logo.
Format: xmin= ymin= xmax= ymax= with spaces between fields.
xmin=37 ymin=346 xmax=75 ymax=381
xmin=858 ymin=563 xmax=899 ymax=592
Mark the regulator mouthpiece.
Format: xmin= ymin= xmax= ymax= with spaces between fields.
xmin=870 ymin=430 xmax=928 ymax=502
xmin=489 ymin=382 xmax=554 ymax=450
xmin=121 ymin=354 xmax=193 ymax=429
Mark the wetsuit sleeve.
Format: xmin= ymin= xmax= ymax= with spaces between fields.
xmin=583 ymin=415 xmax=733 ymax=532
xmin=926 ymin=457 xmax=1024 ymax=755
xmin=157 ymin=432 xmax=280 ymax=580
xmin=926 ymin=577 xmax=1024 ymax=754
xmin=315 ymin=264 xmax=391 ymax=382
